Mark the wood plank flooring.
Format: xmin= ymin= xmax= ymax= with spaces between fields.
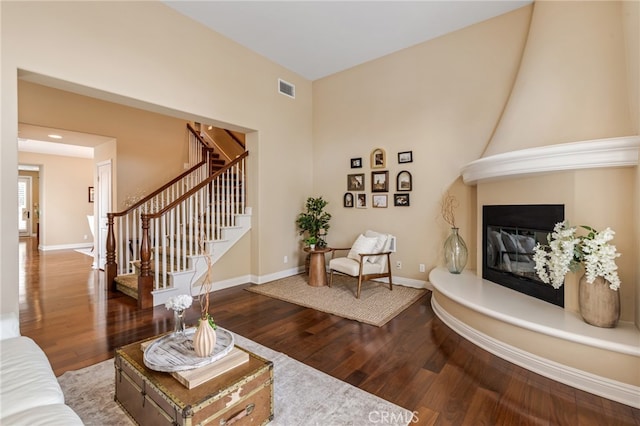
xmin=17 ymin=237 xmax=640 ymax=425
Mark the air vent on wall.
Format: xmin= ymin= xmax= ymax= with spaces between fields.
xmin=278 ymin=78 xmax=295 ymax=99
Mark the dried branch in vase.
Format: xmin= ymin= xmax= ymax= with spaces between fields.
xmin=441 ymin=193 xmax=459 ymax=228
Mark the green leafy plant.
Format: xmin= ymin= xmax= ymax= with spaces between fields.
xmin=296 ymin=197 xmax=331 ymax=248
xmin=304 ymin=236 xmax=317 ymax=247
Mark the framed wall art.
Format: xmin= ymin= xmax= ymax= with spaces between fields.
xmin=350 ymin=157 xmax=362 ymax=168
xmin=396 ymin=171 xmax=412 ymax=191
xmin=370 ymin=148 xmax=386 ymax=169
xmin=344 ymin=192 xmax=354 ymax=208
xmin=371 ymin=170 xmax=389 ymax=192
xmin=372 ymin=194 xmax=388 ymax=208
xmin=356 ymin=193 xmax=367 ymax=208
xmin=347 ymin=173 xmax=365 ymax=191
xmin=88 ymin=187 xmax=95 ymax=203
xmin=398 ymin=151 xmax=413 ymax=164
xmin=394 ymin=193 xmax=410 ymax=206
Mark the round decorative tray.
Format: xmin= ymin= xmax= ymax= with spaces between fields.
xmin=143 ymin=327 xmax=234 ymax=372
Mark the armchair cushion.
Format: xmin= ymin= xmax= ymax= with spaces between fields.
xmin=330 ymin=257 xmax=385 ymax=276
xmin=347 ymin=234 xmax=378 ymax=261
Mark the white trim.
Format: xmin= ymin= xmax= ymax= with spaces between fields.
xmin=462 ymin=136 xmax=640 ymax=185
xmin=432 ymin=296 xmax=640 ymax=409
xmin=39 ymin=242 xmax=93 ymax=251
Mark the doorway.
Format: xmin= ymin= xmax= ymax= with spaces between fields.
xmin=18 ymin=176 xmax=32 ymax=237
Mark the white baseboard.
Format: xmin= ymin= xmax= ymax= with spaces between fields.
xmin=39 ymin=242 xmax=94 ymax=251
xmin=432 ymin=296 xmax=640 ymax=409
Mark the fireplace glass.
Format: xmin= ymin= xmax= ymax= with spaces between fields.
xmin=483 ymin=205 xmax=564 ymax=307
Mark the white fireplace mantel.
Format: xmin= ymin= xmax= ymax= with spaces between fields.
xmin=462 ymin=136 xmax=640 ymax=185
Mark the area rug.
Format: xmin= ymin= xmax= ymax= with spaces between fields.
xmin=58 ymin=333 xmax=413 ymax=425
xmin=247 ymin=274 xmax=425 ymax=327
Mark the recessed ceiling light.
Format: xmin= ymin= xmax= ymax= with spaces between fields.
xmin=48 ymin=134 xmax=63 ymax=139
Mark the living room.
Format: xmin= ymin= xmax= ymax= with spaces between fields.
xmin=1 ymin=0 xmax=639 ymax=423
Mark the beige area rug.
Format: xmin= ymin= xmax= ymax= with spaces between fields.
xmin=247 ymin=274 xmax=426 ymax=327
xmin=58 ymin=333 xmax=413 ymax=425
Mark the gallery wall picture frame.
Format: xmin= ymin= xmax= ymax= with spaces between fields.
xmin=347 ymin=173 xmax=365 ymax=191
xmin=371 ymin=170 xmax=389 ymax=192
xmin=370 ymin=148 xmax=386 ymax=169
xmin=396 ymin=170 xmax=412 ymax=191
xmin=88 ymin=187 xmax=95 ymax=203
xmin=356 ymin=193 xmax=367 ymax=208
xmin=350 ymin=157 xmax=362 ymax=168
xmin=372 ymin=194 xmax=388 ymax=208
xmin=398 ymin=151 xmax=413 ymax=164
xmin=344 ymin=192 xmax=354 ymax=208
xmin=394 ymin=193 xmax=410 ymax=207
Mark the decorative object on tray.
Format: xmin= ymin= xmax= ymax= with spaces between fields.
xmin=193 ymin=227 xmax=218 ymax=357
xmin=441 ymin=193 xmax=468 ymax=274
xmin=533 ymin=221 xmax=621 ymax=327
xmin=296 ymin=196 xmax=331 ymax=249
xmin=142 ymin=327 xmax=235 ymax=372
xmin=165 ymin=294 xmax=193 ymax=338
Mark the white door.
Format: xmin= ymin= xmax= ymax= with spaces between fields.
xmin=96 ymin=160 xmax=112 ymax=270
xmin=18 ymin=176 xmax=32 ymax=236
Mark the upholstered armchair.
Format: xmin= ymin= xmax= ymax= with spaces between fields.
xmin=328 ymin=230 xmax=396 ymax=298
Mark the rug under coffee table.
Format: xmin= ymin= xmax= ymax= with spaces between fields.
xmin=114 ymin=338 xmax=273 ymax=426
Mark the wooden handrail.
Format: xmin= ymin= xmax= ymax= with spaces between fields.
xmin=111 ymin=160 xmax=206 ymax=218
xmin=187 ymin=122 xmax=210 ymax=148
xmin=225 ymin=129 xmax=245 ymax=150
xmin=144 ymin=151 xmax=249 ymax=219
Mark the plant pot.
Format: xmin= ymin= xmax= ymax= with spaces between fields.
xmin=579 ymin=274 xmax=620 ymax=328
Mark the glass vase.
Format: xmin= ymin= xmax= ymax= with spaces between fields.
xmin=444 ymin=227 xmax=468 ymax=274
xmin=173 ymin=309 xmax=186 ymax=337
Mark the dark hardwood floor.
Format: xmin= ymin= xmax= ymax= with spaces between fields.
xmin=17 ymin=237 xmax=640 ymax=425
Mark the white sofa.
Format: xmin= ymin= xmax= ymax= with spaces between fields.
xmin=0 ymin=312 xmax=83 ymax=425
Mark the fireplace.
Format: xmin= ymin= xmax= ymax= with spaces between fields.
xmin=482 ymin=204 xmax=565 ymax=307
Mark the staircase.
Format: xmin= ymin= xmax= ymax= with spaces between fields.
xmin=106 ymin=124 xmax=250 ymax=309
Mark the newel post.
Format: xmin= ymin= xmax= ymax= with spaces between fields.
xmin=138 ymin=214 xmax=154 ymax=309
xmin=106 ymin=213 xmax=117 ymax=291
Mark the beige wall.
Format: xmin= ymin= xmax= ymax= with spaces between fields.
xmin=1 ymin=1 xmax=313 ymax=314
xmin=18 ymin=152 xmax=94 ymax=249
xmin=485 ymin=1 xmax=634 ymax=156
xmin=312 ymin=6 xmax=532 ymax=281
xmin=19 ymin=81 xmax=190 ymax=210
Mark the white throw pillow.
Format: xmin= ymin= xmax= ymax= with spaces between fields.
xmin=347 ymin=234 xmax=378 ymax=261
xmin=367 ymin=234 xmax=388 ymax=263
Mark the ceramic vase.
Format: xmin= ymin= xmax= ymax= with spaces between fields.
xmin=579 ymin=275 xmax=620 ymax=328
xmin=444 ymin=227 xmax=468 ymax=274
xmin=193 ymin=319 xmax=216 ymax=357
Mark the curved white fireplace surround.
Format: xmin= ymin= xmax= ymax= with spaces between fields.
xmin=461 ymin=136 xmax=640 ymax=185
xmin=429 ymin=268 xmax=640 ymax=408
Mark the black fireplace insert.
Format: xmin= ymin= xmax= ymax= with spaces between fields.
xmin=482 ymin=204 xmax=565 ymax=307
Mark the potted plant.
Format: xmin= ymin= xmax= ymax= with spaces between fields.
xmin=296 ymin=197 xmax=331 ymax=248
xmin=533 ymin=221 xmax=621 ymax=327
xmin=304 ymin=236 xmax=317 ymax=250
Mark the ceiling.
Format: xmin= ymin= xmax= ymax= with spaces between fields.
xmin=164 ymin=1 xmax=531 ymax=81
xmin=18 ymin=124 xmax=114 ymax=159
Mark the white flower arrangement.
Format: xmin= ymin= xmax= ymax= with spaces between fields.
xmin=533 ymin=221 xmax=621 ymax=291
xmin=165 ymin=294 xmax=193 ymax=311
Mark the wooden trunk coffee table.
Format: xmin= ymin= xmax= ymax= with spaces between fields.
xmin=114 ymin=337 xmax=273 ymax=426
xmin=304 ymin=247 xmax=332 ymax=286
